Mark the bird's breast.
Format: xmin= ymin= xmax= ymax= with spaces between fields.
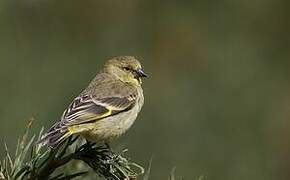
xmin=83 ymin=90 xmax=144 ymax=142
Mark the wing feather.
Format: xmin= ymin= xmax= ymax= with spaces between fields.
xmin=58 ymin=94 xmax=136 ymax=127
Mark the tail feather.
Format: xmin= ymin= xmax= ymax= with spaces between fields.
xmin=38 ymin=128 xmax=71 ymax=148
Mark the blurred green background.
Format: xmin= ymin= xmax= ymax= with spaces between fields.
xmin=0 ymin=0 xmax=290 ymax=179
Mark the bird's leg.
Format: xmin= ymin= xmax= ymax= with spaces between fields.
xmin=84 ymin=139 xmax=96 ymax=149
xmin=85 ymin=139 xmax=91 ymax=145
xmin=105 ymin=142 xmax=113 ymax=153
xmin=105 ymin=142 xmax=111 ymax=150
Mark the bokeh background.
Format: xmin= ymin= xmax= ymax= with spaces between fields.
xmin=0 ymin=0 xmax=290 ymax=179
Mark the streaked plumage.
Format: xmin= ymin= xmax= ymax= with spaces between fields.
xmin=40 ymin=56 xmax=147 ymax=148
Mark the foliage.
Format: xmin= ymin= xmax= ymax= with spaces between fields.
xmin=0 ymin=119 xmax=144 ymax=180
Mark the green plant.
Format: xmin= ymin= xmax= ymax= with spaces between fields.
xmin=0 ymin=118 xmax=144 ymax=180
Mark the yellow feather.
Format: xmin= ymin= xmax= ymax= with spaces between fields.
xmin=99 ymin=108 xmax=112 ymax=118
xmin=67 ymin=108 xmax=112 ymax=135
xmin=68 ymin=126 xmax=76 ymax=134
xmin=58 ymin=131 xmax=72 ymax=142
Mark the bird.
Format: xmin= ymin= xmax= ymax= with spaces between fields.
xmin=39 ymin=56 xmax=147 ymax=148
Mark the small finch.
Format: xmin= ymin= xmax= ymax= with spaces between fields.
xmin=40 ymin=56 xmax=147 ymax=148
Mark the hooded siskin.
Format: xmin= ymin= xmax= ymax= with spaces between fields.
xmin=40 ymin=56 xmax=147 ymax=148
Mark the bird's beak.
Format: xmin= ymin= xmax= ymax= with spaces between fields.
xmin=136 ymin=68 xmax=148 ymax=78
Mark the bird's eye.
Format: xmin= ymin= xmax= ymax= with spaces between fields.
xmin=123 ymin=67 xmax=130 ymax=71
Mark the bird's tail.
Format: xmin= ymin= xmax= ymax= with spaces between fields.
xmin=38 ymin=127 xmax=71 ymax=148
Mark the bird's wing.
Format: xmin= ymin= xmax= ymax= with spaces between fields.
xmin=58 ymin=93 xmax=137 ymax=127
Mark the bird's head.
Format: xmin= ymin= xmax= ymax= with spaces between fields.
xmin=104 ymin=56 xmax=147 ymax=86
